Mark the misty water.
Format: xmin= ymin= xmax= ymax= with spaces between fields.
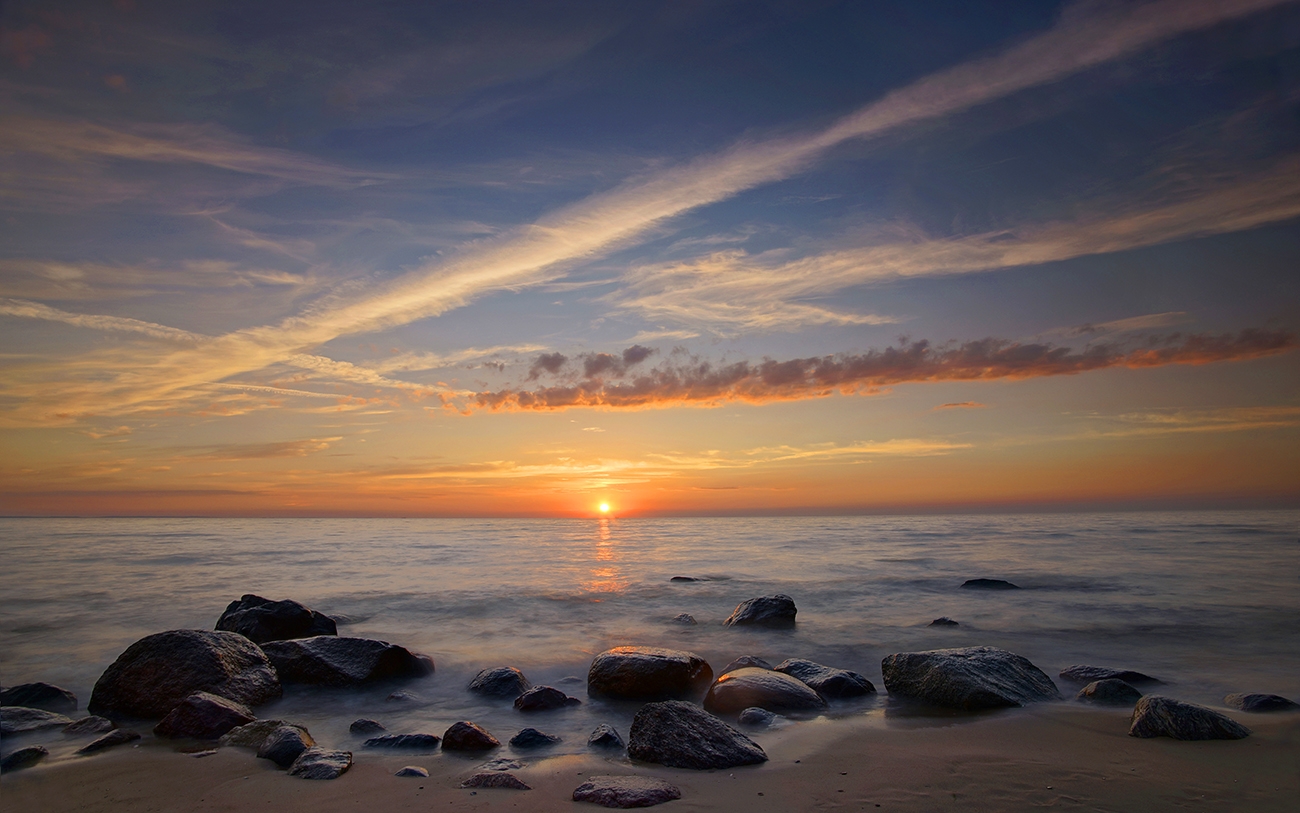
xmin=2 ymin=511 xmax=1298 ymax=757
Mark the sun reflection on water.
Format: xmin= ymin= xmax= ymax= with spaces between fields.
xmin=582 ymin=516 xmax=628 ymax=594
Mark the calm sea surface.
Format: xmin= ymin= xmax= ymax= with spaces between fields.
xmin=2 ymin=512 xmax=1297 ymax=751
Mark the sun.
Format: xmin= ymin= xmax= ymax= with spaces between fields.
xmin=598 ymin=502 xmax=611 ymax=514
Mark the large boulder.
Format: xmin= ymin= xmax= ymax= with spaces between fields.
xmin=468 ymin=666 xmax=531 ymax=698
xmin=588 ymin=647 xmax=713 ymax=701
xmin=215 ymin=595 xmax=337 ymax=644
xmin=154 ymin=691 xmax=254 ymax=739
xmin=1076 ymin=679 xmax=1143 ymax=706
xmin=1129 ymin=696 xmax=1251 ymax=740
xmin=258 ymin=725 xmax=317 ymax=767
xmin=1224 ymin=693 xmax=1300 ymax=712
xmin=0 ymin=682 xmax=78 ymax=713
xmin=703 ymin=667 xmax=827 ymax=715
xmin=1 ymin=706 xmax=74 ymax=734
xmin=723 ymin=595 xmax=796 ymax=628
xmin=287 ymin=748 xmax=351 ymax=780
xmin=259 ymin=636 xmax=433 ymax=686
xmin=514 ymin=685 xmax=580 ymax=711
xmin=442 ymin=721 xmax=499 ymax=751
xmin=775 ymin=659 xmax=875 ymax=699
xmin=881 ymin=646 xmax=1060 ymax=710
xmin=573 ymin=775 xmax=682 ymax=808
xmin=88 ymin=629 xmax=280 ymax=719
xmin=1059 ymin=665 xmax=1160 ymax=685
xmin=627 ymin=700 xmax=768 ymax=769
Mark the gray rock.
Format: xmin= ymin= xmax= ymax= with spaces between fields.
xmin=960 ymin=579 xmax=1019 ymax=590
xmin=672 ymin=614 xmax=697 ymax=625
xmin=1224 ymin=693 xmax=1300 ymax=712
xmin=669 ymin=576 xmax=705 ymax=582
xmin=64 ymin=715 xmax=115 ymax=736
xmin=215 ymin=594 xmax=337 ymax=644
xmin=627 ymin=700 xmax=767 ymax=770
xmin=510 ymin=727 xmax=560 ymax=748
xmin=258 ymin=725 xmax=317 ymax=768
xmin=260 ymin=636 xmax=434 ymax=686
xmin=0 ymin=682 xmax=78 ymax=713
xmin=395 ymin=766 xmax=429 ymax=777
xmin=881 ymin=646 xmax=1060 ymax=710
xmin=1129 ymin=695 xmax=1251 ymax=740
xmin=364 ymin=733 xmax=441 ymax=750
xmin=588 ymin=723 xmax=624 ymax=749
xmin=442 ymin=721 xmax=499 ymax=751
xmin=1059 ymin=665 xmax=1160 ymax=685
xmin=1076 ymin=679 xmax=1143 ymax=706
xmin=775 ymin=659 xmax=875 ymax=699
xmin=88 ymin=629 xmax=280 ymax=719
xmin=703 ymin=667 xmax=827 ymax=715
xmin=588 ymin=647 xmax=714 ymax=701
xmin=573 ymin=775 xmax=682 ymax=808
xmin=468 ymin=667 xmax=531 ymax=698
xmin=349 ymin=718 xmax=386 ymax=735
xmin=929 ymin=617 xmax=959 ymax=627
xmin=478 ymin=758 xmax=524 ymax=771
xmin=386 ymin=690 xmax=420 ymax=703
xmin=1 ymin=745 xmax=48 ymax=773
xmin=287 ymin=748 xmax=352 ymax=779
xmin=461 ymin=772 xmax=531 ymax=790
xmin=154 ymin=691 xmax=255 ymax=739
xmin=1 ymin=705 xmax=74 ymax=734
xmin=219 ymin=719 xmax=306 ymax=748
xmin=737 ymin=707 xmax=777 ymax=727
xmin=514 ymin=685 xmax=580 ymax=712
xmin=719 ymin=656 xmax=774 ymax=676
xmin=76 ymin=728 xmax=141 ymax=754
xmin=723 ymin=595 xmax=797 ymax=628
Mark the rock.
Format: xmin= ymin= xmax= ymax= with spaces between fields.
xmin=364 ymin=733 xmax=441 ymax=750
xmin=723 ymin=594 xmax=797 ymax=628
xmin=1224 ymin=693 xmax=1300 ymax=712
xmin=442 ymin=721 xmax=499 ymax=751
xmin=588 ymin=723 xmax=624 ymax=749
xmin=960 ymin=579 xmax=1020 ymax=590
xmin=76 ymin=728 xmax=141 ymax=754
xmin=395 ymin=766 xmax=429 ymax=777
xmin=672 ymin=614 xmax=697 ymax=625
xmin=1 ymin=705 xmax=74 ymax=734
xmin=775 ymin=659 xmax=875 ymax=699
xmin=154 ymin=691 xmax=255 ymax=739
xmin=349 ymin=718 xmax=386 ymax=735
xmin=719 ymin=656 xmax=774 ymax=676
xmin=461 ymin=772 xmax=531 ymax=790
xmin=1 ymin=745 xmax=48 ymax=773
xmin=219 ymin=720 xmax=306 ymax=748
xmin=703 ymin=667 xmax=827 ymax=715
xmin=0 ymin=682 xmax=78 ymax=713
xmin=929 ymin=617 xmax=959 ymax=627
xmin=215 ymin=594 xmax=337 ymax=644
xmin=1129 ymin=696 xmax=1252 ymax=740
xmin=738 ymin=707 xmax=777 ymax=727
xmin=669 ymin=576 xmax=704 ymax=582
xmin=627 ymin=700 xmax=767 ymax=770
xmin=258 ymin=725 xmax=317 ymax=768
xmin=88 ymin=629 xmax=280 ymax=719
xmin=881 ymin=646 xmax=1060 ymax=710
xmin=478 ymin=758 xmax=523 ymax=771
xmin=190 ymin=750 xmax=218 ymax=758
xmin=573 ymin=775 xmax=682 ymax=808
xmin=514 ymin=685 xmax=580 ymax=711
xmin=64 ymin=715 xmax=115 ymax=736
xmin=510 ymin=727 xmax=560 ymax=748
xmin=468 ymin=667 xmax=531 ymax=698
xmin=386 ymin=690 xmax=420 ymax=703
xmin=287 ymin=748 xmax=352 ymax=779
xmin=1076 ymin=679 xmax=1143 ymax=706
xmin=260 ymin=636 xmax=434 ymax=686
xmin=588 ymin=646 xmax=714 ymax=701
xmin=1059 ymin=665 xmax=1160 ymax=685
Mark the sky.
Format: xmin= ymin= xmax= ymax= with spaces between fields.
xmin=1 ymin=0 xmax=1298 ymax=517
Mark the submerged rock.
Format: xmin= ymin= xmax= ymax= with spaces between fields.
xmin=627 ymin=700 xmax=767 ymax=770
xmin=287 ymin=748 xmax=352 ymax=779
xmin=1129 ymin=696 xmax=1251 ymax=740
xmin=510 ymin=727 xmax=561 ymax=748
xmin=364 ymin=733 xmax=441 ymax=750
xmin=349 ymin=718 xmax=386 ymax=735
xmin=669 ymin=576 xmax=705 ymax=582
xmin=468 ymin=667 xmax=531 ymax=698
xmin=260 ymin=636 xmax=433 ymax=686
xmin=154 ymin=691 xmax=255 ymax=739
xmin=77 ymin=728 xmax=141 ymax=754
xmin=1224 ymin=693 xmax=1300 ymax=712
xmin=719 ymin=656 xmax=774 ymax=676
xmin=1076 ymin=679 xmax=1143 ymax=706
xmin=573 ymin=775 xmax=682 ymax=808
xmin=395 ymin=766 xmax=429 ymax=778
xmin=0 ymin=682 xmax=78 ymax=714
xmin=587 ymin=723 xmax=624 ymax=749
xmin=1059 ymin=665 xmax=1160 ymax=685
xmin=215 ymin=594 xmax=337 ymax=644
xmin=960 ymin=578 xmax=1020 ymax=590
xmin=672 ymin=613 xmax=697 ymax=625
xmin=64 ymin=715 xmax=115 ymax=736
xmin=514 ymin=685 xmax=580 ymax=712
xmin=723 ymin=595 xmax=797 ymax=628
xmin=442 ymin=721 xmax=499 ymax=751
xmin=704 ymin=667 xmax=827 ymax=715
xmin=258 ymin=725 xmax=316 ymax=768
xmin=220 ymin=719 xmax=307 ymax=749
xmin=738 ymin=707 xmax=777 ymax=727
xmin=881 ymin=646 xmax=1060 ymax=710
xmin=775 ymin=659 xmax=875 ymax=699
xmin=588 ymin=646 xmax=713 ymax=701
xmin=461 ymin=772 xmax=531 ymax=790
xmin=929 ymin=617 xmax=959 ymax=627
xmin=1 ymin=745 xmax=48 ymax=773
xmin=1 ymin=705 xmax=74 ymax=734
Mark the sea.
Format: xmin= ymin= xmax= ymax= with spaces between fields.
xmin=2 ymin=511 xmax=1298 ymax=755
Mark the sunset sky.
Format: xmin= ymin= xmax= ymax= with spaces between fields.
xmin=1 ymin=0 xmax=1298 ymax=517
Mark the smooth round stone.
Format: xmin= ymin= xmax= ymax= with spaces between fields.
xmin=703 ymin=667 xmax=827 ymax=714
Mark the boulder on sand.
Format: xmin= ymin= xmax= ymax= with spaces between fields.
xmin=63 ymin=715 xmax=115 ymax=736
xmin=510 ymin=727 xmax=561 ymax=748
xmin=514 ymin=685 xmax=581 ymax=712
xmin=462 ymin=772 xmax=531 ymax=790
xmin=154 ymin=691 xmax=254 ymax=739
xmin=587 ymin=723 xmax=624 ymax=749
xmin=775 ymin=659 xmax=875 ymax=699
xmin=1224 ymin=693 xmax=1300 ymax=712
xmin=442 ymin=721 xmax=499 ymax=751
xmin=587 ymin=646 xmax=714 ymax=701
xmin=703 ymin=667 xmax=827 ymax=715
xmin=215 ymin=594 xmax=337 ymax=644
xmin=1 ymin=745 xmax=48 ymax=773
xmin=573 ymin=775 xmax=682 ymax=808
xmin=1076 ymin=679 xmax=1143 ymax=706
xmin=881 ymin=646 xmax=1060 ymax=710
xmin=1059 ymin=665 xmax=1160 ymax=685
xmin=468 ymin=666 xmax=531 ymax=698
xmin=627 ymin=700 xmax=767 ymax=770
xmin=287 ymin=748 xmax=351 ymax=780
xmin=1129 ymin=695 xmax=1251 ymax=740
xmin=260 ymin=636 xmax=433 ymax=686
xmin=0 ymin=682 xmax=78 ymax=714
xmin=88 ymin=629 xmax=280 ymax=719
xmin=219 ymin=719 xmax=307 ymax=749
xmin=258 ymin=725 xmax=317 ymax=768
xmin=77 ymin=728 xmax=141 ymax=754
xmin=723 ymin=595 xmax=797 ymax=628
xmin=1 ymin=705 xmax=74 ymax=734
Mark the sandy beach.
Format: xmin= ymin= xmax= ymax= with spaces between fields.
xmin=5 ymin=704 xmax=1296 ymax=812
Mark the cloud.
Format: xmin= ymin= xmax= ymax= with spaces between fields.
xmin=366 ymin=344 xmax=549 ymax=374
xmin=528 ymin=352 xmax=569 ymax=380
xmin=1069 ymin=312 xmax=1194 ymax=336
xmin=935 ymin=402 xmax=986 ymax=410
xmin=1088 ymin=406 xmax=1300 ymax=437
xmin=182 ymin=437 xmax=344 ymax=461
xmin=0 ymin=298 xmax=204 ymax=343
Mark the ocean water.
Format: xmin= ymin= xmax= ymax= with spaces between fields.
xmin=2 ymin=511 xmax=1297 ymax=753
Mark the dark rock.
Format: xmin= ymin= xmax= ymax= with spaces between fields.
xmin=588 ymin=646 xmax=714 ymax=701
xmin=775 ymin=659 xmax=875 ymax=699
xmin=154 ymin=691 xmax=255 ymax=739
xmin=929 ymin=617 xmax=959 ymax=627
xmin=258 ymin=725 xmax=317 ymax=768
xmin=719 ymin=656 xmax=774 ymax=676
xmin=287 ymin=748 xmax=352 ymax=779
xmin=395 ymin=766 xmax=429 ymax=777
xmin=573 ymin=775 xmax=682 ymax=808
xmin=76 ymin=728 xmax=141 ymax=754
xmin=960 ymin=579 xmax=1020 ymax=590
xmin=386 ymin=690 xmax=420 ymax=703
xmin=468 ymin=667 xmax=531 ymax=698
xmin=260 ymin=636 xmax=434 ymax=686
xmin=627 ymin=700 xmax=767 ymax=770
xmin=510 ymin=727 xmax=560 ymax=748
xmin=738 ymin=707 xmax=777 ymax=727
xmin=1 ymin=745 xmax=48 ymax=773
xmin=215 ymin=594 xmax=337 ymax=644
xmin=364 ymin=733 xmax=441 ymax=750
xmin=1059 ymin=665 xmax=1161 ymax=685
xmin=1224 ymin=693 xmax=1300 ymax=712
xmin=881 ymin=646 xmax=1060 ymax=710
xmin=1076 ymin=679 xmax=1143 ymax=706
xmin=672 ymin=614 xmax=697 ymax=625
xmin=587 ymin=723 xmax=624 ymax=749
xmin=478 ymin=758 xmax=523 ymax=771
xmin=1 ymin=706 xmax=74 ymax=734
xmin=0 ymin=682 xmax=78 ymax=713
xmin=442 ymin=721 xmax=500 ymax=751
xmin=723 ymin=594 xmax=797 ymax=628
xmin=349 ymin=718 xmax=386 ymax=735
xmin=669 ymin=576 xmax=704 ymax=582
xmin=88 ymin=629 xmax=280 ymax=719
xmin=514 ymin=685 xmax=580 ymax=712
xmin=220 ymin=720 xmax=306 ymax=748
xmin=64 ymin=715 xmax=115 ymax=736
xmin=703 ymin=667 xmax=827 ymax=715
xmin=461 ymin=772 xmax=531 ymax=790
xmin=1129 ymin=695 xmax=1251 ymax=740
xmin=189 ymin=749 xmax=218 ymax=758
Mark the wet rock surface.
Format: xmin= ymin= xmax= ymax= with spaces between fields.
xmin=587 ymin=723 xmax=624 ymax=749
xmin=1223 ymin=693 xmax=1299 ymax=712
xmin=1129 ymin=695 xmax=1252 ymax=740
xmin=219 ymin=720 xmax=306 ymax=749
xmin=1059 ymin=665 xmax=1160 ymax=685
xmin=77 ymin=728 xmax=141 ymax=754
xmin=960 ymin=579 xmax=1020 ymax=590
xmin=394 ymin=765 xmax=428 ymax=777
xmin=1 ymin=682 xmax=78 ymax=714
xmin=510 ymin=727 xmax=561 ymax=748
xmin=738 ymin=707 xmax=777 ymax=727
xmin=719 ymin=656 xmax=774 ymax=675
xmin=442 ymin=721 xmax=500 ymax=751
xmin=468 ymin=667 xmax=531 ymax=698
xmin=1 ymin=705 xmax=74 ymax=734
xmin=287 ymin=748 xmax=352 ymax=779
xmin=672 ymin=613 xmax=697 ymax=625
xmin=258 ymin=725 xmax=316 ymax=768
xmin=703 ymin=667 xmax=827 ymax=714
xmin=154 ymin=691 xmax=255 ymax=739
xmin=461 ymin=771 xmax=531 ymax=790
xmin=723 ymin=594 xmax=797 ymax=628
xmin=573 ymin=775 xmax=682 ymax=808
xmin=1076 ymin=679 xmax=1143 ymax=706
xmin=587 ymin=646 xmax=714 ymax=701
xmin=260 ymin=636 xmax=433 ymax=686
xmin=1 ymin=745 xmax=48 ymax=773
xmin=215 ymin=594 xmax=337 ymax=644
xmin=627 ymin=699 xmax=767 ymax=770
xmin=364 ymin=733 xmax=441 ymax=750
xmin=349 ymin=718 xmax=386 ymax=735
xmin=775 ymin=658 xmax=875 ymax=699
xmin=929 ymin=617 xmax=959 ymax=627
xmin=514 ymin=685 xmax=580 ymax=712
xmin=64 ymin=715 xmax=115 ymax=736
xmin=881 ymin=646 xmax=1060 ymax=710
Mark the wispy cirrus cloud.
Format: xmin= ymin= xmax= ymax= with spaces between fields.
xmin=0 ymin=298 xmax=205 ymax=343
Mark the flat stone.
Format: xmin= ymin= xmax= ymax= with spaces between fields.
xmin=468 ymin=667 xmax=531 ymax=698
xmin=960 ymin=579 xmax=1020 ymax=590
xmin=1 ymin=745 xmax=48 ymax=773
xmin=76 ymin=728 xmax=141 ymax=754
xmin=442 ymin=721 xmax=500 ymax=751
xmin=461 ymin=772 xmax=531 ymax=790
xmin=573 ymin=775 xmax=682 ymax=808
xmin=1059 ymin=665 xmax=1161 ymax=685
xmin=0 ymin=682 xmax=78 ymax=714
xmin=1076 ymin=679 xmax=1143 ymax=706
xmin=364 ymin=733 xmax=441 ymax=750
xmin=627 ymin=700 xmax=767 ymax=770
xmin=929 ymin=617 xmax=959 ymax=627
xmin=1224 ymin=693 xmax=1299 ymax=712
xmin=1129 ymin=695 xmax=1251 ymax=740
xmin=704 ymin=667 xmax=827 ymax=715
xmin=64 ymin=715 xmax=115 ymax=736
xmin=349 ymin=718 xmax=386 ymax=735
xmin=881 ymin=646 xmax=1060 ymax=710
xmin=478 ymin=758 xmax=524 ymax=771
xmin=723 ymin=595 xmax=796 ymax=628
xmin=258 ymin=725 xmax=317 ymax=768
xmin=588 ymin=647 xmax=714 ymax=701
xmin=510 ymin=727 xmax=561 ymax=748
xmin=719 ymin=656 xmax=774 ymax=676
xmin=588 ymin=723 xmax=624 ymax=749
xmin=1 ymin=706 xmax=74 ymax=734
xmin=260 ymin=636 xmax=433 ymax=686
xmin=514 ymin=685 xmax=580 ymax=712
xmin=219 ymin=719 xmax=306 ymax=748
xmin=287 ymin=748 xmax=352 ymax=779
xmin=154 ymin=691 xmax=255 ymax=739
xmin=215 ymin=594 xmax=337 ymax=644
xmin=395 ymin=766 xmax=429 ymax=777
xmin=775 ymin=659 xmax=875 ymax=699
